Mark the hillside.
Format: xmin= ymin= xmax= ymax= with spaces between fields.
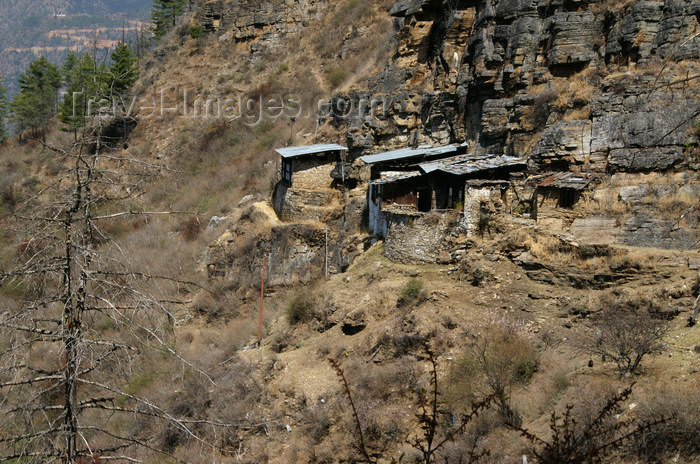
xmin=0 ymin=0 xmax=698 ymax=463
xmin=0 ymin=0 xmax=152 ymax=95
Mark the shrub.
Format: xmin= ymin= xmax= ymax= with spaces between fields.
xmin=471 ymin=267 xmax=486 ymax=286
xmin=397 ymin=278 xmax=425 ymax=307
xmin=580 ymin=294 xmax=668 ymax=377
xmin=465 ymin=317 xmax=539 ymax=425
xmin=634 ymin=387 xmax=700 ymax=460
xmin=326 ymin=67 xmax=348 ymax=89
xmin=511 ymin=385 xmax=667 ymax=464
xmin=189 ymin=24 xmax=204 ymax=39
xmin=180 ymin=216 xmax=202 ymax=241
xmin=287 ymin=289 xmax=315 ymax=325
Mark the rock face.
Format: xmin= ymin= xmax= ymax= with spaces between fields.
xmin=328 ymin=0 xmax=699 ymax=175
xmin=199 ymin=0 xmax=324 ymax=50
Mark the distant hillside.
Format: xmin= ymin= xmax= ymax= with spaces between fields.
xmin=0 ymin=0 xmax=152 ymax=95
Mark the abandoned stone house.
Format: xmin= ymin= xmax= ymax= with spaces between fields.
xmin=269 ymin=141 xmax=606 ymax=263
xmin=361 ymin=144 xmax=527 ymax=238
xmin=271 ymin=143 xmax=348 ymax=222
xmin=531 ymin=171 xmax=594 ymax=222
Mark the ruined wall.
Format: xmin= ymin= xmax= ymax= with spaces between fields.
xmin=384 ymin=212 xmax=446 ymax=263
xmin=463 ymin=186 xmax=492 ymax=237
xmin=384 ymin=211 xmax=463 ymax=263
xmin=272 ymin=186 xmax=344 ymax=223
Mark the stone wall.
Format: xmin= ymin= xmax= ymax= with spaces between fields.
xmin=292 ymin=157 xmax=335 ymax=190
xmin=272 ymin=184 xmax=344 ymax=223
xmin=463 ymin=186 xmax=492 ymax=237
xmin=384 ymin=211 xmax=462 ymax=263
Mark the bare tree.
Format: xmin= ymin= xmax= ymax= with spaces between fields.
xmin=0 ymin=117 xmax=223 ymax=463
xmin=581 ymin=297 xmax=668 ymax=378
xmin=330 ymin=347 xmax=494 ymax=464
xmin=509 ymin=385 xmax=667 ymax=464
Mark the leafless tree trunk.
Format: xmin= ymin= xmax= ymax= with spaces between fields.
xmin=0 ymin=116 xmax=226 ymax=463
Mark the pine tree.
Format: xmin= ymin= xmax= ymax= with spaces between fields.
xmin=10 ymin=56 xmax=61 ymax=141
xmin=109 ymin=42 xmax=139 ymax=96
xmin=62 ymin=51 xmax=79 ymax=88
xmin=59 ymin=53 xmax=103 ymax=137
xmin=0 ymin=75 xmax=8 ymax=142
xmin=151 ymin=0 xmax=187 ymax=40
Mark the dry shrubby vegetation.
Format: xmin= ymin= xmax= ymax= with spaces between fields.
xmin=0 ymin=0 xmax=697 ymax=462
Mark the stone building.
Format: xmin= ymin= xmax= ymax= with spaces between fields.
xmin=271 ymin=143 xmax=348 ymax=222
xmin=363 ymin=144 xmax=526 ymax=253
xmin=531 ymin=171 xmax=594 ymax=222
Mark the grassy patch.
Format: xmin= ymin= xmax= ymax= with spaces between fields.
xmin=396 ymin=278 xmax=425 ymax=307
xmin=326 ymin=67 xmax=349 ymax=89
xmin=287 ymin=288 xmax=315 ymax=325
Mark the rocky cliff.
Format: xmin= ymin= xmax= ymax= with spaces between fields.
xmin=336 ymin=0 xmax=699 ymax=172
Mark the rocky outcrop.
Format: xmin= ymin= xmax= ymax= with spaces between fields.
xmin=329 ymin=0 xmax=699 ymax=175
xmin=205 ymin=203 xmax=369 ymax=290
xmin=199 ymin=0 xmax=324 ymax=51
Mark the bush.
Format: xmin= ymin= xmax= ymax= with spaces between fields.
xmin=512 ymin=385 xmax=667 ymax=464
xmin=397 ymin=278 xmax=425 ymax=307
xmin=580 ymin=294 xmax=668 ymax=377
xmin=326 ymin=67 xmax=348 ymax=88
xmin=287 ymin=289 xmax=315 ymax=325
xmin=189 ymin=24 xmax=204 ymax=39
xmin=464 ymin=318 xmax=539 ymax=425
xmin=634 ymin=387 xmax=700 ymax=460
xmin=180 ymin=216 xmax=202 ymax=241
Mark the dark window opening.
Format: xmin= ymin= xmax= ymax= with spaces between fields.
xmin=559 ymin=189 xmax=576 ymax=208
xmin=281 ymin=159 xmax=293 ymax=186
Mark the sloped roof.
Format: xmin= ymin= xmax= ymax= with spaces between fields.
xmin=372 ymin=171 xmax=422 ymax=185
xmin=359 ymin=144 xmax=460 ymax=165
xmin=419 ymin=154 xmax=526 ymax=175
xmin=275 ymin=143 xmax=347 ymax=159
xmin=537 ymin=172 xmax=593 ymax=190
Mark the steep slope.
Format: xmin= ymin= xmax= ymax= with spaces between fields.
xmin=0 ymin=0 xmax=698 ymax=462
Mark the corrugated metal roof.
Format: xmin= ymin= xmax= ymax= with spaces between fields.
xmin=419 ymin=154 xmax=526 ymax=175
xmin=359 ymin=144 xmax=460 ymax=165
xmin=372 ymin=171 xmax=422 ymax=185
xmin=538 ymin=172 xmax=592 ymax=190
xmin=275 ymin=143 xmax=347 ymax=159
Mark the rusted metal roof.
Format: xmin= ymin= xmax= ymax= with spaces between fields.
xmin=419 ymin=154 xmax=526 ymax=176
xmin=275 ymin=143 xmax=347 ymax=159
xmin=537 ymin=172 xmax=592 ymax=190
xmin=359 ymin=144 xmax=461 ymax=165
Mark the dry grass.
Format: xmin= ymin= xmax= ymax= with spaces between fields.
xmin=553 ymin=77 xmax=597 ymax=113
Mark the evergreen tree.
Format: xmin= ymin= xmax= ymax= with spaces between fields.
xmin=151 ymin=0 xmax=187 ymax=40
xmin=10 ymin=56 xmax=61 ymax=141
xmin=109 ymin=42 xmax=139 ymax=96
xmin=62 ymin=51 xmax=79 ymax=88
xmin=59 ymin=53 xmax=111 ymax=137
xmin=0 ymin=76 xmax=8 ymax=142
